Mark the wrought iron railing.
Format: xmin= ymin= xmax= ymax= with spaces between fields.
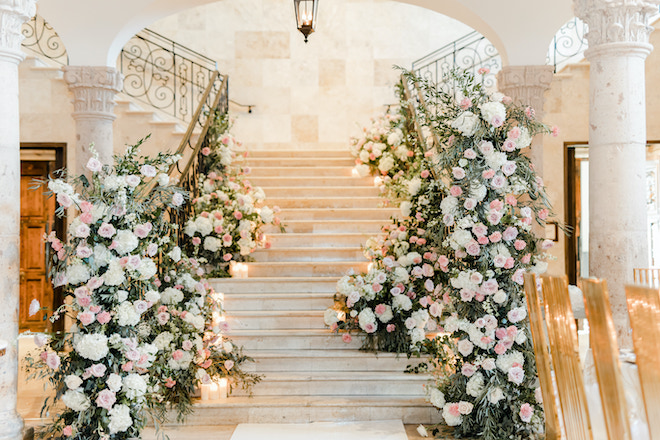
xmin=547 ymin=18 xmax=588 ymax=73
xmin=119 ymin=28 xmax=218 ymax=123
xmin=412 ymin=31 xmax=501 ymax=92
xmin=166 ymin=71 xmax=229 ymax=245
xmin=21 ymin=14 xmax=68 ymax=65
xmin=21 ymin=16 xmax=221 ymax=124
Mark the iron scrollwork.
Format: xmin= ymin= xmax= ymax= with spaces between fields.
xmin=21 ymin=15 xmax=68 ymax=65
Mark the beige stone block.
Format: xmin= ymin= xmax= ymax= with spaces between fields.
xmin=319 ymin=59 xmax=346 ymax=89
xmin=292 ymin=115 xmax=318 ymax=143
xmin=318 ymin=112 xmax=348 ymax=144
xmin=290 ymin=59 xmax=319 ymax=87
xmin=258 ymin=87 xmax=291 ymax=114
xmin=262 ymin=59 xmax=292 ymax=87
xmin=232 ymin=59 xmax=264 ymax=87
xmin=346 ymin=59 xmax=374 ymax=88
xmin=235 ymin=31 xmax=290 ymax=59
xmin=262 ymin=115 xmax=292 ymax=143
xmin=374 ymin=59 xmax=400 ymax=87
xmin=291 ymin=86 xmax=320 ymax=115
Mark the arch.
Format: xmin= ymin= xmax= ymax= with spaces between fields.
xmin=38 ymin=0 xmax=574 ymax=67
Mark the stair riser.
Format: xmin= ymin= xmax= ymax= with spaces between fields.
xmin=268 ymin=234 xmax=372 ymax=248
xmin=267 ymin=222 xmax=383 ymax=234
xmin=277 ymin=209 xmax=397 ymax=221
xmin=263 ymin=187 xmax=379 ymax=198
xmin=226 ymin=315 xmax=326 ymax=330
xmin=251 ymin=249 xmax=367 ymax=262
xmin=246 ymin=158 xmax=355 ymax=167
xmin=227 ymin=334 xmax=364 ymax=350
xmin=248 ymin=167 xmax=354 ymax=177
xmin=252 ymin=356 xmax=424 ymax=373
xmin=249 ymin=177 xmax=374 ymax=188
xmin=211 ymin=279 xmax=339 ymax=293
xmin=266 ymin=198 xmax=383 ymax=209
xmin=244 ymin=262 xmax=369 ymax=277
xmin=176 ymin=404 xmax=442 ymax=425
xmin=232 ymin=380 xmax=429 ymax=397
xmin=224 ymin=296 xmax=333 ymax=312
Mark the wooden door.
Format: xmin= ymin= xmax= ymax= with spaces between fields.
xmin=20 ymin=160 xmax=56 ymax=332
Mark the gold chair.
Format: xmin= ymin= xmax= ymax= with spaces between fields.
xmin=633 ymin=268 xmax=660 ymax=287
xmin=625 ymin=284 xmax=660 ymax=439
xmin=522 ymin=272 xmax=561 ymax=440
xmin=581 ymin=278 xmax=632 ymax=440
xmin=540 ymin=274 xmax=593 ymax=440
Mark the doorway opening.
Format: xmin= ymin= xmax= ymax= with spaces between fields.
xmin=20 ymin=143 xmax=66 ymax=333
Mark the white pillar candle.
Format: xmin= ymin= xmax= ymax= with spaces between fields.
xmin=218 ymin=378 xmax=228 ymax=399
xmin=200 ymin=383 xmax=210 ymax=401
xmin=209 ymin=383 xmax=220 ymax=400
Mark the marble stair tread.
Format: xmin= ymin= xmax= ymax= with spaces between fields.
xmin=265 ymin=196 xmax=384 ymax=209
xmin=248 ymin=150 xmax=351 ymax=158
xmin=267 ymin=232 xmax=375 ymax=247
xmin=223 ymin=292 xmax=335 ymax=311
xmin=262 ymin=186 xmax=379 ymax=198
xmin=211 ymin=277 xmax=340 ymax=293
xmin=267 ymin=219 xmax=384 ymax=233
xmin=246 ymin=158 xmax=355 ymax=167
xmin=251 ymin=247 xmax=367 ymax=262
xmin=242 ymin=261 xmax=369 ymax=277
xmin=276 ymin=207 xmax=398 ymax=221
xmin=226 ymin=329 xmax=365 ymax=350
xmin=248 ymin=166 xmax=355 ymax=177
xmin=248 ymin=176 xmax=374 ymax=187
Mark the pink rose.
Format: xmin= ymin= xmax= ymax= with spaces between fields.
xmin=503 ymin=227 xmax=518 ymax=242
xmin=74 ymin=223 xmax=90 ymax=238
xmin=512 ymin=268 xmax=526 ymax=285
xmin=157 ymin=312 xmax=170 ymax=325
xmin=342 ymin=333 xmax=352 ymax=343
xmin=487 ymin=211 xmax=503 ymax=226
xmin=172 ymin=193 xmax=185 ymax=207
xmin=421 ymin=170 xmax=430 ymax=178
xmin=505 ymin=195 xmax=517 ymax=206
xmin=214 ymin=225 xmax=224 ymax=234
xmin=508 ymin=127 xmax=521 ymax=139
xmin=424 ymin=279 xmax=435 ymax=292
xmin=452 ymin=167 xmax=466 ymax=180
xmin=134 ymin=222 xmax=152 ymax=238
xmin=460 ymin=289 xmax=475 ymax=302
xmin=375 ymin=304 xmax=387 ymax=315
xmin=140 ymin=164 xmax=157 ymax=177
xmin=541 ymin=239 xmax=554 ymax=250
xmin=165 ymin=377 xmax=176 ymax=388
xmin=478 ymin=141 xmax=494 ymax=155
xmin=464 ymin=148 xmax=477 ymax=159
xmin=86 ymin=157 xmax=103 ymax=172
xmin=482 ymin=169 xmax=496 ymax=179
xmin=223 ymin=253 xmax=233 ymax=261
xmin=182 ymin=340 xmax=193 ymax=351
xmin=481 ymin=279 xmax=499 ymax=295
xmin=192 ymin=237 xmax=201 ymax=246
xmin=222 ymin=233 xmax=233 ymax=244
xmin=465 ymin=241 xmax=480 ymax=256
xmin=225 ymin=360 xmax=234 ymax=370
xmin=96 ymin=311 xmax=111 ymax=324
xmin=521 ymin=254 xmax=531 ymax=264
xmin=450 ymin=186 xmax=463 ymax=197
xmin=122 ymin=362 xmax=133 ymax=372
xmin=461 ymin=363 xmax=476 ymax=377
xmin=525 ymin=106 xmax=535 ymax=118
xmin=501 ymin=161 xmax=517 ymax=176
xmin=56 ymin=193 xmax=73 ymax=208
xmin=478 ymin=67 xmax=490 ymax=75
xmin=493 ymin=255 xmax=507 ymax=268
xmin=508 ymin=366 xmax=525 ymax=384
xmin=494 ymin=343 xmax=508 ymax=355
xmin=90 ymin=363 xmax=106 ymax=377
xmin=201 ymin=147 xmax=211 ymax=156
xmin=502 ymin=139 xmax=517 ymax=152
xmin=519 ymin=403 xmax=534 ymax=423
xmin=463 ymin=198 xmax=477 ymax=210
xmin=46 ymin=352 xmax=60 ymax=369
xmin=491 ymin=175 xmax=506 ymax=189
xmin=233 ymin=211 xmax=243 ymax=220
xmin=489 ymin=199 xmax=504 ymax=211
xmin=63 ymin=425 xmax=73 ymax=437
xmin=386 ymin=324 xmax=396 ymax=332
xmin=363 ymin=322 xmax=377 ymax=333
xmin=79 ymin=212 xmax=93 ymax=224
xmin=489 ymin=231 xmax=502 ymax=242
xmin=459 ymin=97 xmax=472 ymax=109
xmin=514 ymin=240 xmax=527 ymax=251
xmin=552 ymin=126 xmax=560 ymax=137
xmin=172 ymin=350 xmax=184 ymax=361
xmin=98 ymin=223 xmax=116 ymax=238
xmin=504 ymin=258 xmax=515 ymax=269
xmin=78 ymin=311 xmax=95 ymax=326
xmin=477 ymin=236 xmax=489 ymax=245
xmin=538 ymin=209 xmax=549 ymax=220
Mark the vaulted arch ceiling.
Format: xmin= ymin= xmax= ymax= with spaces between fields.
xmin=38 ymin=0 xmax=573 ymax=66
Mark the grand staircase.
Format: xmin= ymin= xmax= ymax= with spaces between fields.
xmin=187 ymin=149 xmax=440 ymax=425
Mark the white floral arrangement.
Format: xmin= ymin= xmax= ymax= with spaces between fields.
xmin=406 ymin=69 xmax=557 ymax=440
xmin=183 ymin=112 xmax=282 ymax=277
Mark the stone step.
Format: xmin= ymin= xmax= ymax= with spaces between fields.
xmin=248 ymin=166 xmax=354 ymax=177
xmin=262 ymin=186 xmax=379 ymax=198
xmin=266 ymin=220 xmax=384 ymax=234
xmin=211 ymin=277 xmax=339 ymax=293
xmin=248 ymin=150 xmax=350 ymax=158
xmin=243 ymin=261 xmax=369 ymax=277
xmin=180 ymin=395 xmax=441 ymax=425
xmin=251 ymin=247 xmax=367 ymax=262
xmin=268 ymin=232 xmax=373 ymax=248
xmin=246 ymin=157 xmax=355 ymax=167
xmin=227 ymin=329 xmax=364 ymax=350
xmin=277 ymin=207 xmax=397 ymax=221
xmin=226 ymin=310 xmax=326 ymax=330
xmin=245 ymin=349 xmax=425 ymax=373
xmin=232 ymin=371 xmax=431 ymax=397
xmin=248 ymin=176 xmax=374 ymax=187
xmin=265 ymin=197 xmax=384 ymax=209
xmin=223 ymin=292 xmax=334 ymax=311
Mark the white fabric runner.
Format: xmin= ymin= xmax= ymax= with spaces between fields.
xmin=230 ymin=420 xmax=407 ymax=440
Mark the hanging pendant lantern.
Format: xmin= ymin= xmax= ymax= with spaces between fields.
xmin=294 ymin=0 xmax=318 ymax=43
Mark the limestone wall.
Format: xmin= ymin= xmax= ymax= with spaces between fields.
xmin=148 ymin=0 xmax=472 ymax=151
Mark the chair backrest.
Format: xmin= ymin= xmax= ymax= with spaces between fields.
xmin=581 ymin=278 xmax=632 ymax=440
xmin=541 ymin=274 xmax=593 ymax=440
xmin=625 ymin=284 xmax=660 ymax=439
xmin=523 ymin=272 xmax=561 ymax=440
xmin=633 ymin=268 xmax=660 ymax=287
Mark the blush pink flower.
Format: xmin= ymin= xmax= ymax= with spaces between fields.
xmin=201 ymin=147 xmax=211 ymax=156
xmin=62 ymin=425 xmax=73 ymax=437
xmin=463 ymin=198 xmax=477 ymax=210
xmin=172 ymin=350 xmax=184 ymax=361
xmin=78 ymin=311 xmax=95 ymax=326
xmin=98 ymin=223 xmax=116 ymax=238
xmin=134 ymin=222 xmax=152 ymax=238
xmin=342 ymin=333 xmax=352 ymax=343
xmin=477 ymin=236 xmax=489 ymax=245
xmin=503 ymin=227 xmax=518 ymax=242
xmin=465 ymin=240 xmax=480 ymax=256
xmin=521 ymin=253 xmax=531 ymax=264
xmin=223 ymin=253 xmax=233 ymax=261
xmin=461 ymin=363 xmax=476 ymax=377
xmin=46 ymin=352 xmax=61 ymax=369
xmin=450 ymin=186 xmax=463 ymax=197
xmin=519 ymin=403 xmax=534 ymax=422
xmin=225 ymin=360 xmax=235 ymax=370
xmin=459 ymin=97 xmax=472 ymax=109
xmin=482 ymin=169 xmax=496 ymax=179
xmin=508 ymin=127 xmax=521 ymax=139
xmin=165 ymin=377 xmax=176 ymax=388
xmin=96 ymin=311 xmax=111 ymax=324
xmin=505 ymin=195 xmax=517 ymax=206
xmin=363 ymin=322 xmax=377 ymax=333
xmin=514 ymin=240 xmax=527 ymax=251
xmin=386 ymin=324 xmax=396 ymax=332
xmin=421 ymin=170 xmax=430 ymax=178
xmin=452 ymin=167 xmax=466 ymax=180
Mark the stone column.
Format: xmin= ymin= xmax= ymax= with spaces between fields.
xmin=62 ymin=65 xmax=122 ymax=174
xmin=497 ymin=65 xmax=554 ymax=175
xmin=576 ymin=0 xmax=659 ymax=348
xmin=0 ymin=1 xmax=37 ymax=439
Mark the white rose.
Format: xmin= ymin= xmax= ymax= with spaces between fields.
xmin=64 ymin=375 xmax=83 ymax=390
xmin=61 ymin=390 xmax=91 ymax=412
xmin=451 ymin=111 xmax=479 ymax=136
xmin=107 ymin=373 xmax=123 ymax=392
xmin=114 ymin=230 xmax=139 ymax=255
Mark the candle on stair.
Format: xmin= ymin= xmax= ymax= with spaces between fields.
xmin=209 ymin=383 xmax=219 ymax=400
xmin=218 ymin=378 xmax=228 ymax=399
xmin=200 ymin=383 xmax=210 ymax=401
xmin=230 ymin=262 xmax=248 ymax=278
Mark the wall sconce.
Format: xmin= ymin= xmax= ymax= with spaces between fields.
xmin=294 ymin=0 xmax=319 ymax=43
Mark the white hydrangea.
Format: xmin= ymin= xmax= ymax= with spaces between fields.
xmin=400 ymin=201 xmax=412 ymax=217
xmin=407 ymin=178 xmax=422 ymax=196
xmin=377 ymin=305 xmax=393 ymax=323
xmin=93 ymin=244 xmax=112 ymax=267
xmin=137 ymin=258 xmax=157 ymax=280
xmin=393 ymin=267 xmax=409 ymax=283
xmin=440 ymin=196 xmax=459 ymax=216
xmin=123 ymin=373 xmax=147 ymax=399
xmin=466 ymin=372 xmax=485 ymax=397
xmin=108 ymin=404 xmax=133 ymax=434
xmin=161 ymin=287 xmax=184 ymax=305
xmin=429 ymin=388 xmax=445 ymax=409
xmin=260 ymin=206 xmax=274 ymax=224
xmin=66 ymin=263 xmax=91 ymax=285
xmin=392 ymin=294 xmax=413 ymax=311
xmin=469 ymin=183 xmax=487 ymax=202
xmin=496 ymin=350 xmax=525 ymax=373
xmin=61 ymin=389 xmax=91 ymax=412
xmin=194 ymin=217 xmax=214 ymax=236
xmin=145 ymin=290 xmax=160 ymax=303
xmin=451 ymin=111 xmax=479 ymax=136
xmin=485 ymin=151 xmax=508 ymax=170
xmin=116 ymin=302 xmax=141 ymax=327
xmin=114 ymin=230 xmax=139 ymax=254
xmin=153 ymin=332 xmax=174 ymax=350
xmin=75 ymin=334 xmax=109 ymax=361
xmin=203 ymin=236 xmax=222 ymax=252
xmin=515 ymin=126 xmax=532 ymax=149
xmin=324 ymin=308 xmax=339 ymax=326
xmin=479 ymin=101 xmax=506 ymax=126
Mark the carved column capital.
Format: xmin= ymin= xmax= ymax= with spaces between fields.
xmin=497 ymin=65 xmax=554 ymax=119
xmin=63 ymin=65 xmax=123 ymax=121
xmin=0 ymin=0 xmax=36 ymax=63
xmin=575 ymin=0 xmax=660 ymax=49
